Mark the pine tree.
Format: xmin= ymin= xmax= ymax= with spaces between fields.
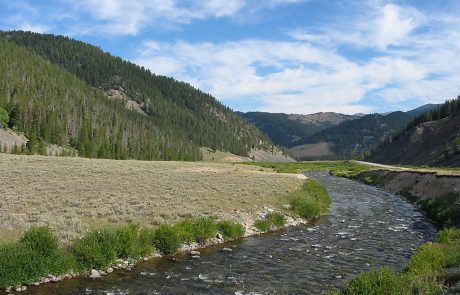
xmin=38 ymin=140 xmax=47 ymax=156
xmin=11 ymin=144 xmax=19 ymax=154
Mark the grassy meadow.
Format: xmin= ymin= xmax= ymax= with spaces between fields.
xmin=245 ymin=160 xmax=377 ymax=177
xmin=0 ymin=154 xmax=304 ymax=242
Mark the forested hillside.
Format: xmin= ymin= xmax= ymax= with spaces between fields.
xmin=238 ymin=112 xmax=358 ymax=147
xmin=0 ymin=37 xmax=201 ymax=160
xmin=0 ymin=31 xmax=274 ymax=160
xmin=366 ymin=97 xmax=460 ymax=166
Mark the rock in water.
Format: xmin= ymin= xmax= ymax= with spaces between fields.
xmin=190 ymin=250 xmax=201 ymax=256
xmin=90 ymin=269 xmax=101 ymax=279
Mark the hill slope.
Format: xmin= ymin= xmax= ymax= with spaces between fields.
xmin=366 ymin=97 xmax=460 ymax=167
xmin=0 ymin=31 xmax=275 ymax=160
xmin=238 ymin=111 xmax=359 ymax=147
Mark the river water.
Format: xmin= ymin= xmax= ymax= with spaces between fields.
xmin=24 ymin=172 xmax=436 ymax=294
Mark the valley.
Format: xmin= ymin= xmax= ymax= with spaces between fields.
xmin=0 ymin=26 xmax=459 ymax=295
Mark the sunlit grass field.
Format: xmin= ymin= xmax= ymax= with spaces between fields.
xmin=0 ymin=154 xmax=304 ymax=242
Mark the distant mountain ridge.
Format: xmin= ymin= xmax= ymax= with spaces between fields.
xmin=240 ymin=104 xmax=440 ymax=160
xmin=296 ymin=111 xmax=419 ymax=159
xmin=238 ymin=111 xmax=359 ymax=147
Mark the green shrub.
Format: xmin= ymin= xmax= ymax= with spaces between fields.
xmin=217 ymin=220 xmax=245 ymax=239
xmin=72 ymin=228 xmax=118 ymax=270
xmin=115 ymin=224 xmax=142 ymax=258
xmin=191 ymin=217 xmax=217 ymax=243
xmin=20 ymin=226 xmax=59 ymax=257
xmin=338 ymin=268 xmax=442 ymax=295
xmin=363 ymin=176 xmax=374 ymax=184
xmin=417 ymin=193 xmax=460 ymax=228
xmin=436 ymin=227 xmax=460 ymax=243
xmin=0 ymin=107 xmax=8 ymax=128
xmin=254 ymin=219 xmax=271 ymax=232
xmin=0 ymin=243 xmax=43 ymax=288
xmin=138 ymin=227 xmax=155 ymax=256
xmin=153 ymin=224 xmax=181 ymax=255
xmin=175 ymin=219 xmax=197 ymax=244
xmin=407 ymin=241 xmax=460 ymax=276
xmin=406 ymin=243 xmax=445 ymax=276
xmin=288 ymin=192 xmax=321 ymax=219
xmin=285 ymin=180 xmax=331 ymax=220
xmin=0 ymin=227 xmax=76 ymax=288
xmin=254 ymin=212 xmax=286 ymax=232
xmin=266 ymin=212 xmax=286 ymax=227
xmin=340 ymin=268 xmax=406 ymax=295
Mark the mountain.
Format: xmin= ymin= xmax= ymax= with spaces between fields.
xmin=406 ymin=103 xmax=441 ymax=117
xmin=238 ymin=111 xmax=359 ymax=147
xmin=366 ymin=97 xmax=460 ymax=167
xmin=0 ymin=31 xmax=276 ymax=160
xmin=289 ymin=104 xmax=440 ymax=160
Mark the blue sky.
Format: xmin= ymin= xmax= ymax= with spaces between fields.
xmin=1 ymin=0 xmax=459 ymax=114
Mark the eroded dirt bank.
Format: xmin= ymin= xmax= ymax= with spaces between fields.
xmin=354 ymin=169 xmax=460 ymax=200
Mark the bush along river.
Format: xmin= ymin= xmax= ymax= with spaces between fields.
xmin=21 ymin=172 xmax=436 ymax=294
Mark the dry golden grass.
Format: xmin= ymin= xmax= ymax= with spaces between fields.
xmin=0 ymin=154 xmax=303 ymax=242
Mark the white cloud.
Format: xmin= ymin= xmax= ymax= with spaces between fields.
xmin=134 ymin=39 xmax=373 ymax=114
xmin=373 ymin=4 xmax=421 ymax=49
xmin=132 ymin=2 xmax=460 ymax=114
xmin=64 ymin=0 xmax=307 ymax=35
xmin=290 ymin=3 xmax=424 ymax=50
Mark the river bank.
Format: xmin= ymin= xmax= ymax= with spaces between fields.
xmin=348 ymin=169 xmax=460 ymax=228
xmin=249 ymin=162 xmax=460 ymax=293
xmin=331 ymin=165 xmax=460 ymax=293
xmin=1 ymin=214 xmax=308 ymax=294
xmin=0 ymin=164 xmax=331 ymax=293
xmin=15 ymin=171 xmax=435 ymax=294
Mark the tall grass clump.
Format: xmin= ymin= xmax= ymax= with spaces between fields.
xmin=216 ymin=220 xmax=245 ymax=239
xmin=190 ymin=217 xmax=218 ymax=243
xmin=254 ymin=212 xmax=286 ymax=233
xmin=115 ymin=224 xmax=154 ymax=258
xmin=417 ymin=193 xmax=460 ymax=228
xmin=286 ymin=180 xmax=331 ymax=220
xmin=174 ymin=217 xmax=218 ymax=244
xmin=175 ymin=219 xmax=197 ymax=244
xmin=72 ymin=228 xmax=118 ymax=270
xmin=152 ymin=224 xmax=181 ymax=255
xmin=406 ymin=228 xmax=460 ymax=276
xmin=332 ymin=268 xmax=442 ymax=295
xmin=0 ymin=226 xmax=75 ymax=288
xmin=436 ymin=227 xmax=460 ymax=243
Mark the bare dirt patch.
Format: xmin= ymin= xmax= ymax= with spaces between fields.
xmin=0 ymin=129 xmax=28 ymax=151
xmin=0 ymin=154 xmax=303 ymax=242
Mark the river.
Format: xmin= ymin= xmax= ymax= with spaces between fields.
xmin=23 ymin=172 xmax=436 ymax=294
